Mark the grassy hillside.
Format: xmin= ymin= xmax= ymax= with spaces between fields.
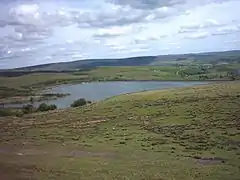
xmin=0 ymin=73 xmax=87 ymax=90
xmin=84 ymin=65 xmax=240 ymax=81
xmin=1 ymin=64 xmax=239 ymax=104
xmin=7 ymin=50 xmax=240 ymax=71
xmin=0 ymin=82 xmax=239 ymax=180
xmin=0 ymin=73 xmax=88 ymax=104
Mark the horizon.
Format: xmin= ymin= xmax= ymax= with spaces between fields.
xmin=0 ymin=0 xmax=240 ymax=69
xmin=1 ymin=49 xmax=239 ymax=70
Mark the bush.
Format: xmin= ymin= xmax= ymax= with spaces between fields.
xmin=22 ymin=104 xmax=35 ymax=114
xmin=37 ymin=103 xmax=48 ymax=112
xmin=48 ymin=104 xmax=57 ymax=110
xmin=37 ymin=103 xmax=57 ymax=112
xmin=71 ymin=98 xmax=87 ymax=107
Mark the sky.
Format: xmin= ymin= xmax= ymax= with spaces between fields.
xmin=0 ymin=0 xmax=240 ymax=69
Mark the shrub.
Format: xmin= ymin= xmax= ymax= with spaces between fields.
xmin=16 ymin=111 xmax=24 ymax=117
xmin=22 ymin=104 xmax=35 ymax=114
xmin=30 ymin=97 xmax=34 ymax=104
xmin=49 ymin=104 xmax=57 ymax=110
xmin=37 ymin=103 xmax=48 ymax=112
xmin=71 ymin=98 xmax=87 ymax=107
xmin=37 ymin=103 xmax=57 ymax=112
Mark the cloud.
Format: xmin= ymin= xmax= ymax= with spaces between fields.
xmin=212 ymin=25 xmax=240 ymax=36
xmin=179 ymin=19 xmax=221 ymax=33
xmin=108 ymin=0 xmax=185 ymax=9
xmin=1 ymin=1 xmax=172 ymax=35
xmin=74 ymin=6 xmax=177 ymax=28
xmin=0 ymin=0 xmax=239 ymax=68
xmin=0 ymin=3 xmax=68 ymax=47
xmin=75 ymin=10 xmax=146 ymax=28
xmin=93 ymin=26 xmax=133 ymax=38
xmin=134 ymin=34 xmax=167 ymax=44
xmin=145 ymin=6 xmax=179 ymax=21
xmin=185 ymin=32 xmax=209 ymax=39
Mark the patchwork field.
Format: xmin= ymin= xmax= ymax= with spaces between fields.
xmin=0 ymin=81 xmax=239 ymax=180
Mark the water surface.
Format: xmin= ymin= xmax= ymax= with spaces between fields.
xmin=4 ymin=81 xmax=209 ymax=109
xmin=39 ymin=81 xmax=208 ymax=108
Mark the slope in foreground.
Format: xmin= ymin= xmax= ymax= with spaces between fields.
xmin=0 ymin=82 xmax=239 ymax=180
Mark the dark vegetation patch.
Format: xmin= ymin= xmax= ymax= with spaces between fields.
xmin=193 ymin=156 xmax=225 ymax=165
xmin=71 ymin=98 xmax=91 ymax=108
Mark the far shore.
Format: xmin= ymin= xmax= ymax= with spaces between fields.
xmin=1 ymin=79 xmax=232 ymax=107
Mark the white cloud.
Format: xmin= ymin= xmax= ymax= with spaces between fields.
xmin=94 ymin=26 xmax=133 ymax=37
xmin=212 ymin=25 xmax=240 ymax=36
xmin=109 ymin=0 xmax=185 ymax=9
xmin=0 ymin=0 xmax=239 ymax=68
xmin=185 ymin=32 xmax=209 ymax=39
xmin=179 ymin=19 xmax=221 ymax=33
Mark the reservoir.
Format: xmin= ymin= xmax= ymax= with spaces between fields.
xmin=3 ymin=81 xmax=209 ymax=109
xmin=38 ymin=81 xmax=208 ymax=108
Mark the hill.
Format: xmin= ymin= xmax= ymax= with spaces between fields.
xmin=10 ymin=50 xmax=240 ymax=71
xmin=0 ymin=81 xmax=239 ymax=179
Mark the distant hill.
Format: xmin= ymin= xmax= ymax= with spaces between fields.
xmin=9 ymin=50 xmax=240 ymax=71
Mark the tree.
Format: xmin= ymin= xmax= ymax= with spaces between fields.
xmin=37 ymin=103 xmax=49 ymax=112
xmin=37 ymin=103 xmax=57 ymax=112
xmin=22 ymin=104 xmax=34 ymax=114
xmin=30 ymin=97 xmax=34 ymax=104
xmin=71 ymin=98 xmax=87 ymax=107
xmin=199 ymin=75 xmax=209 ymax=80
xmin=48 ymin=104 xmax=57 ymax=110
xmin=227 ymin=71 xmax=237 ymax=80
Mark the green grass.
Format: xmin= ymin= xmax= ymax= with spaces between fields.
xmin=0 ymin=73 xmax=88 ymax=103
xmin=85 ymin=66 xmax=180 ymax=81
xmin=80 ymin=65 xmax=240 ymax=81
xmin=0 ymin=81 xmax=239 ymax=180
xmin=0 ymin=73 xmax=87 ymax=90
xmin=0 ymin=64 xmax=239 ymax=103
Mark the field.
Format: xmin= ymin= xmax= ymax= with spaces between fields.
xmin=0 ymin=73 xmax=88 ymax=90
xmin=0 ymin=81 xmax=239 ymax=180
xmin=84 ymin=66 xmax=180 ymax=81
xmin=85 ymin=64 xmax=240 ymax=81
xmin=0 ymin=63 xmax=239 ymax=104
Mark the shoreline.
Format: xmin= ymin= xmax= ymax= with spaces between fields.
xmin=0 ymin=93 xmax=70 ymax=106
xmin=1 ymin=79 xmax=235 ymax=108
xmin=1 ymin=80 xmax=230 ymax=108
xmin=41 ymin=79 xmax=232 ymax=89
